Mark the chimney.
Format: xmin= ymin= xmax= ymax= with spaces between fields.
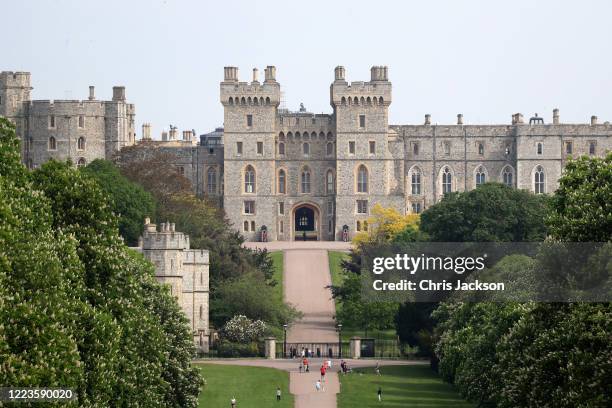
xmin=553 ymin=108 xmax=560 ymax=124
xmin=142 ymin=123 xmax=151 ymax=140
xmin=424 ymin=114 xmax=431 ymax=125
xmin=112 ymin=86 xmax=126 ymax=101
xmin=252 ymin=68 xmax=259 ymax=83
xmin=182 ymin=130 xmax=193 ymax=141
xmin=169 ymin=127 xmax=178 ymax=140
xmin=334 ymin=66 xmax=345 ymax=81
xmin=512 ymin=113 xmax=524 ymax=124
xmin=224 ymin=66 xmax=238 ymax=82
xmin=161 ymin=131 xmax=168 ymax=141
xmin=457 ymin=114 xmax=464 ymax=125
xmin=88 ymin=86 xmax=95 ymax=100
xmin=264 ymin=65 xmax=276 ymax=82
xmin=591 ymin=115 xmax=598 ymax=125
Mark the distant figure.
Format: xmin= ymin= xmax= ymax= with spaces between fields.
xmin=299 ymin=362 xmax=303 ymax=373
xmin=320 ymin=364 xmax=327 ymax=382
xmin=375 ymin=361 xmax=381 ymax=376
xmin=303 ymin=357 xmax=309 ymax=372
xmin=315 ymin=380 xmax=322 ymax=392
xmin=276 ymin=387 xmax=281 ymax=401
xmin=231 ymin=396 xmax=237 ymax=407
xmin=326 ymin=359 xmax=332 ymax=369
xmin=377 ymin=387 xmax=382 ymax=402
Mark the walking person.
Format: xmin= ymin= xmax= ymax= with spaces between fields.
xmin=303 ymin=357 xmax=309 ymax=372
xmin=320 ymin=363 xmax=327 ymax=382
xmin=377 ymin=387 xmax=382 ymax=402
xmin=315 ymin=380 xmax=322 ymax=392
xmin=375 ymin=361 xmax=381 ymax=376
xmin=231 ymin=396 xmax=237 ymax=407
xmin=276 ymin=387 xmax=281 ymax=401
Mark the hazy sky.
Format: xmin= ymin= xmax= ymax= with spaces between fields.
xmin=4 ymin=0 xmax=611 ymax=138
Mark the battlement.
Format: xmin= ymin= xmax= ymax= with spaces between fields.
xmin=184 ymin=249 xmax=209 ymax=265
xmin=330 ymin=65 xmax=391 ymax=107
xmin=0 ymin=71 xmax=32 ymax=88
xmin=220 ymin=66 xmax=280 ymax=106
xmin=140 ymin=219 xmax=191 ymax=250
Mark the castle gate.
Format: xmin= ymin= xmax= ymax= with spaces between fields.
xmin=291 ymin=203 xmax=321 ymax=241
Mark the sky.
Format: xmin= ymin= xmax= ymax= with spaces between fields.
xmin=3 ymin=0 xmax=611 ymax=138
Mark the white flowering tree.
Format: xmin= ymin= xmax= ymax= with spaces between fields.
xmin=221 ymin=315 xmax=267 ymax=343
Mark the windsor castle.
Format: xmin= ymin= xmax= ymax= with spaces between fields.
xmin=2 ymin=67 xmax=611 ymax=244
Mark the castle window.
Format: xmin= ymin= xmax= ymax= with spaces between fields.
xmin=49 ymin=115 xmax=55 ymax=128
xmin=77 ymin=137 xmax=85 ymax=150
xmin=78 ymin=115 xmax=84 ymax=128
xmin=326 ymin=142 xmax=334 ymax=156
xmin=207 ymin=167 xmax=217 ymax=194
xmin=589 ymin=141 xmax=596 ymax=155
xmin=357 ymin=165 xmax=368 ymax=193
xmin=536 ymin=142 xmax=543 ymax=155
xmin=356 ymin=221 xmax=361 ymax=231
xmin=369 ymin=141 xmax=375 ymax=154
xmin=359 ymin=115 xmax=366 ymax=128
xmin=265 ymin=97 xmax=270 ymax=105
xmin=341 ymin=96 xmax=346 ymax=105
xmin=77 ymin=158 xmax=86 ymax=168
xmin=279 ymin=220 xmax=284 ymax=234
xmin=565 ymin=141 xmax=573 ymax=155
xmin=229 ymin=97 xmax=234 ymax=105
xmin=257 ymin=141 xmax=263 ymax=155
xmin=326 ymin=170 xmax=335 ymax=194
xmin=475 ymin=166 xmax=486 ymax=186
xmin=301 ymin=167 xmax=311 ymax=193
xmin=413 ymin=142 xmax=419 ymax=156
xmin=209 ymin=148 xmax=214 ymax=155
xmin=442 ymin=167 xmax=452 ymax=194
xmin=349 ymin=141 xmax=355 ymax=154
xmin=199 ymin=305 xmax=203 ymax=318
xmin=502 ymin=166 xmax=513 ymax=187
xmin=356 ymin=200 xmax=368 ymax=214
xmin=244 ymin=221 xmax=249 ymax=231
xmin=48 ymin=136 xmax=57 ymax=151
xmin=251 ymin=221 xmax=256 ymax=231
xmin=411 ymin=168 xmax=421 ymax=195
xmin=411 ymin=202 xmax=422 ymax=214
xmin=278 ymin=170 xmax=286 ymax=194
xmin=177 ymin=166 xmax=185 ymax=176
xmin=247 ymin=115 xmax=253 ymax=127
xmin=303 ymin=142 xmax=310 ymax=156
xmin=244 ymin=165 xmax=256 ymax=193
xmin=327 ymin=201 xmax=334 ymax=215
xmin=236 ymin=141 xmax=243 ymax=155
xmin=244 ymin=200 xmax=255 ymax=215
xmin=278 ymin=202 xmax=284 ymax=215
xmin=534 ymin=166 xmax=545 ymax=194
xmin=478 ymin=143 xmax=484 ymax=155
xmin=444 ymin=141 xmax=451 ymax=155
xmin=328 ymin=219 xmax=333 ymax=233
xmin=278 ymin=142 xmax=285 ymax=155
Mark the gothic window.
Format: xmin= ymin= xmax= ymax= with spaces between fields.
xmin=48 ymin=136 xmax=56 ymax=150
xmin=356 ymin=221 xmax=361 ymax=231
xmin=413 ymin=142 xmax=419 ymax=156
xmin=341 ymin=96 xmax=346 ymax=105
xmin=278 ymin=142 xmax=285 ymax=155
xmin=257 ymin=141 xmax=263 ymax=155
xmin=77 ymin=137 xmax=85 ymax=150
xmin=442 ymin=167 xmax=452 ymax=194
xmin=356 ymin=200 xmax=368 ymax=214
xmin=301 ymin=168 xmax=311 ymax=193
xmin=244 ymin=221 xmax=249 ymax=231
xmin=278 ymin=202 xmax=284 ymax=215
xmin=411 ymin=202 xmax=422 ymax=214
xmin=357 ymin=165 xmax=368 ymax=193
xmin=229 ymin=97 xmax=234 ymax=105
xmin=537 ymin=142 xmax=543 ymax=155
xmin=589 ymin=141 xmax=596 ymax=155
xmin=251 ymin=221 xmax=255 ymax=231
xmin=502 ymin=166 xmax=513 ymax=187
xmin=326 ymin=142 xmax=334 ymax=156
xmin=565 ymin=141 xmax=573 ymax=155
xmin=478 ymin=143 xmax=484 ymax=155
xmin=49 ymin=115 xmax=55 ymax=128
xmin=78 ymin=115 xmax=84 ymax=128
xmin=534 ymin=166 xmax=545 ymax=194
xmin=77 ymin=158 xmax=86 ymax=168
xmin=475 ymin=166 xmax=486 ymax=186
xmin=244 ymin=165 xmax=255 ymax=193
xmin=207 ymin=167 xmax=217 ymax=194
xmin=303 ymin=142 xmax=310 ymax=156
xmin=278 ymin=169 xmax=286 ymax=194
xmin=411 ymin=168 xmax=421 ymax=195
xmin=244 ymin=200 xmax=255 ymax=214
xmin=326 ymin=170 xmax=335 ymax=194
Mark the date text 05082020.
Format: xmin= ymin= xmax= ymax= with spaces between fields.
xmin=0 ymin=388 xmax=76 ymax=402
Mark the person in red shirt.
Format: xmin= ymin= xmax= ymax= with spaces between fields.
xmin=320 ymin=364 xmax=327 ymax=382
xmin=303 ymin=358 xmax=309 ymax=372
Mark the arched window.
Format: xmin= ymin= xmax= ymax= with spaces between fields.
xmin=241 ymin=97 xmax=246 ymax=105
xmin=534 ymin=166 xmax=545 ymax=194
xmin=266 ymin=97 xmax=270 ymax=105
xmin=77 ymin=158 xmax=86 ymax=168
xmin=326 ymin=170 xmax=335 ymax=194
xmin=537 ymin=142 xmax=543 ymax=155
xmin=502 ymin=166 xmax=513 ymax=187
xmin=353 ymin=96 xmax=358 ymax=105
xmin=356 ymin=220 xmax=361 ymax=231
xmin=301 ymin=167 xmax=311 ymax=193
xmin=366 ymin=96 xmax=372 ymax=105
xmin=207 ymin=167 xmax=217 ymax=194
xmin=48 ymin=136 xmax=56 ymax=150
xmin=303 ymin=142 xmax=310 ymax=156
xmin=229 ymin=97 xmax=234 ymax=105
xmin=244 ymin=221 xmax=249 ymax=231
xmin=278 ymin=170 xmax=286 ymax=194
xmin=326 ymin=142 xmax=334 ymax=156
xmin=244 ymin=165 xmax=255 ymax=193
xmin=411 ymin=168 xmax=421 ymax=195
xmin=341 ymin=96 xmax=346 ymax=105
xmin=278 ymin=142 xmax=285 ymax=155
xmin=379 ymin=96 xmax=384 ymax=104
xmin=77 ymin=137 xmax=85 ymax=150
xmin=357 ymin=165 xmax=368 ymax=193
xmin=442 ymin=167 xmax=452 ymax=194
xmin=475 ymin=166 xmax=486 ymax=186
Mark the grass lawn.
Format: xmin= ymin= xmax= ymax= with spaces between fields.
xmin=328 ymin=250 xmax=349 ymax=289
xmin=338 ymin=365 xmax=474 ymax=408
xmin=198 ymin=364 xmax=293 ymax=407
xmin=270 ymin=250 xmax=284 ymax=302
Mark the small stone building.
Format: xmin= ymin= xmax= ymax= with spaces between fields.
xmin=133 ymin=219 xmax=210 ymax=352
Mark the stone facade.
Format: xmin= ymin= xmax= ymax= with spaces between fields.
xmin=133 ymin=219 xmax=210 ymax=352
xmin=0 ymin=71 xmax=136 ymax=168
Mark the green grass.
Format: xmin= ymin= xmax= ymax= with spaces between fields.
xmin=340 ymin=328 xmax=398 ymax=342
xmin=328 ymin=250 xmax=349 ymax=289
xmin=338 ymin=365 xmax=474 ymax=407
xmin=198 ymin=364 xmax=293 ymax=407
xmin=270 ymin=251 xmax=284 ymax=302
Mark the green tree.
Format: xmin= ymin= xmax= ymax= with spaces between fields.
xmin=420 ymin=183 xmax=548 ymax=242
xmin=81 ymin=159 xmax=156 ymax=245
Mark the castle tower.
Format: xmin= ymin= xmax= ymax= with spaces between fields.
xmin=104 ymin=85 xmax=136 ymax=158
xmin=331 ymin=66 xmax=399 ymax=239
xmin=221 ymin=66 xmax=281 ymax=241
xmin=0 ymin=71 xmax=32 ymax=160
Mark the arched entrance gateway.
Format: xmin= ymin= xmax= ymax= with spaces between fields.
xmin=291 ymin=203 xmax=321 ymax=241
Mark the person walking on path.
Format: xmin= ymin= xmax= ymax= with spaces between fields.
xmin=377 ymin=387 xmax=382 ymax=402
xmin=315 ymin=380 xmax=322 ymax=392
xmin=320 ymin=364 xmax=327 ymax=382
xmin=276 ymin=387 xmax=281 ymax=401
xmin=303 ymin=357 xmax=309 ymax=372
xmin=375 ymin=361 xmax=381 ymax=376
xmin=231 ymin=396 xmax=237 ymax=407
